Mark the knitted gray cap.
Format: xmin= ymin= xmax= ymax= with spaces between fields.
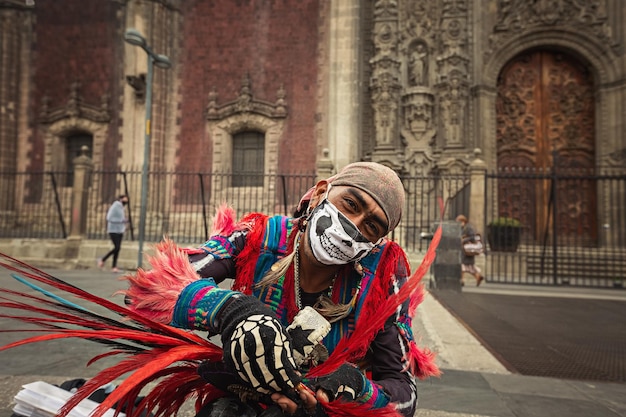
xmin=329 ymin=162 xmax=405 ymax=233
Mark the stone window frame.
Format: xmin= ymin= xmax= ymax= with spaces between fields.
xmin=207 ymin=113 xmax=284 ymax=215
xmin=204 ymin=77 xmax=288 ymax=213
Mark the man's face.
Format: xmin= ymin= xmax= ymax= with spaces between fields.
xmin=313 ymin=184 xmax=389 ymax=243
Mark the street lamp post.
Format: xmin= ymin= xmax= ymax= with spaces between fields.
xmin=124 ymin=28 xmax=171 ymax=268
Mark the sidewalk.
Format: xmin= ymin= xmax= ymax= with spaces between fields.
xmin=413 ymin=282 xmax=626 ymax=417
xmin=1 ymin=267 xmax=625 ymax=417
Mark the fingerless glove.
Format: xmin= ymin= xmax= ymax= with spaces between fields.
xmin=308 ymin=363 xmax=390 ymax=408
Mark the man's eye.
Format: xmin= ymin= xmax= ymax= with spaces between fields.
xmin=344 ymin=198 xmax=357 ymax=210
xmin=365 ymin=221 xmax=379 ymax=237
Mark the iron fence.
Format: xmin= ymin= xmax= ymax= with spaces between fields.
xmin=0 ymin=171 xmax=72 ymax=239
xmin=484 ymin=167 xmax=626 ymax=288
xmin=3 ymin=165 xmax=625 ymax=288
xmin=0 ymin=169 xmax=469 ymax=253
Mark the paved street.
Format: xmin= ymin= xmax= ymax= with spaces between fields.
xmin=1 ymin=265 xmax=625 ymax=417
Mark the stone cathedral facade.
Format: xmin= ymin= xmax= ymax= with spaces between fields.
xmin=1 ymin=0 xmax=625 ymax=234
xmin=364 ymin=0 xmax=625 ymax=176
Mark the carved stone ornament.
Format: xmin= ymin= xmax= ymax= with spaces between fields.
xmin=206 ymin=74 xmax=287 ymax=120
xmin=400 ymin=1 xmax=436 ymax=47
xmin=39 ymin=81 xmax=110 ymax=124
xmin=374 ymin=0 xmax=398 ymax=19
xmin=109 ymin=0 xmax=182 ymax=11
xmin=126 ymin=74 xmax=146 ymax=102
xmin=490 ymin=0 xmax=617 ymax=52
xmin=442 ymin=0 xmax=468 ymax=16
xmin=605 ymin=148 xmax=626 ymax=168
xmin=402 ymin=89 xmax=434 ymax=136
xmin=0 ymin=0 xmax=34 ymax=8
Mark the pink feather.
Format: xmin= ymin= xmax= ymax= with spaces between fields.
xmin=211 ymin=203 xmax=237 ymax=236
xmin=119 ymin=238 xmax=202 ymax=324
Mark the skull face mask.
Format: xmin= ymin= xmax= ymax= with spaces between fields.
xmin=306 ymin=196 xmax=378 ymax=265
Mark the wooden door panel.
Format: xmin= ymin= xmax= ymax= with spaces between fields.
xmin=496 ymin=50 xmax=596 ymax=244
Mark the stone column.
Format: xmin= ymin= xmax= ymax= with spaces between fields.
xmin=469 ymin=148 xmax=487 ymax=235
xmin=327 ymin=0 xmax=361 ymax=168
xmin=432 ymin=220 xmax=462 ymax=291
xmin=68 ymin=146 xmax=94 ymax=240
xmin=316 ymin=148 xmax=335 ymax=182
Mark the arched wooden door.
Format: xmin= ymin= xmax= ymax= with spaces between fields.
xmin=496 ymin=50 xmax=597 ymax=244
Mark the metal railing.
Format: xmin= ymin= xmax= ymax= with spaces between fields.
xmin=3 ymin=164 xmax=625 ymax=288
xmin=484 ymin=166 xmax=626 ymax=288
xmin=0 ymin=169 xmax=470 ymax=252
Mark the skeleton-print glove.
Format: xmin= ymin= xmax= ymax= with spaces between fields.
xmin=173 ymin=280 xmax=301 ymax=394
xmin=218 ymin=295 xmax=301 ymax=394
xmin=308 ymin=363 xmax=390 ymax=407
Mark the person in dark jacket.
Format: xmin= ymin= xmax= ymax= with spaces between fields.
xmin=456 ymin=214 xmax=484 ymax=286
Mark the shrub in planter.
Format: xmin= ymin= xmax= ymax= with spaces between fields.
xmin=487 ymin=217 xmax=522 ymax=252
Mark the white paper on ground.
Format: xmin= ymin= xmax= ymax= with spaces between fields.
xmin=13 ymin=381 xmax=125 ymax=417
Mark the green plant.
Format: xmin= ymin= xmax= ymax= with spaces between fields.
xmin=488 ymin=217 xmax=521 ymax=228
xmin=487 ymin=217 xmax=522 ymax=252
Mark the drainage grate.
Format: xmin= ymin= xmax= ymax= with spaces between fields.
xmin=431 ymin=290 xmax=626 ymax=383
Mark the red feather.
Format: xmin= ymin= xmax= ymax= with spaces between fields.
xmin=308 ymin=226 xmax=442 ymax=380
xmin=0 ymin=252 xmax=224 ymax=417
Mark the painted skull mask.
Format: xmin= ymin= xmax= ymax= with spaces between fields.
xmin=306 ymin=196 xmax=379 ymax=265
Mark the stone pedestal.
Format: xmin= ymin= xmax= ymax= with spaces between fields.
xmin=432 ymin=220 xmax=462 ymax=291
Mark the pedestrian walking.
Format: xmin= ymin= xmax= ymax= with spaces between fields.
xmin=98 ymin=195 xmax=128 ymax=273
xmin=456 ymin=214 xmax=484 ymax=286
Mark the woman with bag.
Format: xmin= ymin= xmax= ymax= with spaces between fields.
xmin=456 ymin=215 xmax=484 ymax=287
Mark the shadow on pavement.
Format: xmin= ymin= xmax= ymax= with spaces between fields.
xmin=431 ymin=289 xmax=626 ymax=383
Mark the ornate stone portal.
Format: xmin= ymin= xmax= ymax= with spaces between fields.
xmin=367 ymin=0 xmax=619 ymax=180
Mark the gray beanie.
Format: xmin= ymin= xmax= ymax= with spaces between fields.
xmin=329 ymin=162 xmax=405 ymax=233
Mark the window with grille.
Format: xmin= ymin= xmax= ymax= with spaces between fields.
xmin=65 ymin=133 xmax=93 ymax=186
xmin=232 ymin=131 xmax=265 ymax=187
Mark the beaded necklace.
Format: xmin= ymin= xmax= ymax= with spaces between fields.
xmin=293 ymin=232 xmax=334 ymax=309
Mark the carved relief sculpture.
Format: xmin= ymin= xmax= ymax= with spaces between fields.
xmin=408 ymin=42 xmax=428 ymax=86
xmin=369 ymin=0 xmax=402 ymax=166
xmin=436 ymin=0 xmax=470 ymax=151
xmin=438 ymin=70 xmax=468 ymax=147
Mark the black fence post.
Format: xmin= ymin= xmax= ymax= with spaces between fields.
xmin=280 ymin=175 xmax=288 ymax=215
xmin=552 ymin=151 xmax=559 ymax=284
xmin=49 ymin=172 xmax=67 ymax=238
xmin=122 ymin=172 xmax=134 ymax=241
xmin=198 ymin=173 xmax=209 ymax=241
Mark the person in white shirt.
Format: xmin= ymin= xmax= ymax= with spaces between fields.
xmin=98 ymin=195 xmax=128 ymax=273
